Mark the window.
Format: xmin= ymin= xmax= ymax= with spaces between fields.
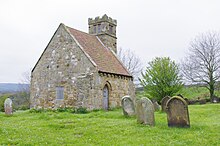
xmin=98 ymin=24 xmax=101 ymax=33
xmin=93 ymin=25 xmax=96 ymax=33
xmin=109 ymin=25 xmax=113 ymax=33
xmin=56 ymin=86 xmax=64 ymax=99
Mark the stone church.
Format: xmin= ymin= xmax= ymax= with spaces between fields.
xmin=30 ymin=14 xmax=135 ymax=110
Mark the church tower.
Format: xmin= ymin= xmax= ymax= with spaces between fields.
xmin=88 ymin=14 xmax=117 ymax=54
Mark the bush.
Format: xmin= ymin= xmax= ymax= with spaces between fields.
xmin=75 ymin=107 xmax=88 ymax=114
xmin=29 ymin=108 xmax=44 ymax=113
xmin=0 ymin=94 xmax=12 ymax=112
xmin=140 ymin=57 xmax=183 ymax=101
xmin=29 ymin=107 xmax=88 ymax=114
xmin=56 ymin=107 xmax=75 ymax=113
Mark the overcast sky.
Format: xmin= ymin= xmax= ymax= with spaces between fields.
xmin=0 ymin=0 xmax=220 ymax=83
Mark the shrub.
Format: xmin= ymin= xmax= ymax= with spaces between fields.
xmin=0 ymin=94 xmax=12 ymax=112
xmin=75 ymin=107 xmax=88 ymax=114
xmin=29 ymin=108 xmax=44 ymax=113
xmin=140 ymin=57 xmax=183 ymax=101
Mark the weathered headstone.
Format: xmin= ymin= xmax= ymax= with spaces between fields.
xmin=161 ymin=96 xmax=171 ymax=112
xmin=121 ymin=96 xmax=135 ymax=116
xmin=199 ymin=99 xmax=206 ymax=104
xmin=212 ymin=95 xmax=220 ymax=103
xmin=166 ymin=96 xmax=190 ymax=128
xmin=4 ymin=98 xmax=13 ymax=115
xmin=153 ymin=101 xmax=161 ymax=112
xmin=184 ymin=98 xmax=189 ymax=105
xmin=136 ymin=97 xmax=155 ymax=126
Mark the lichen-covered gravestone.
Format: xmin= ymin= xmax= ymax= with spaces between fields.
xmin=136 ymin=97 xmax=155 ymax=126
xmin=161 ymin=96 xmax=171 ymax=112
xmin=121 ymin=96 xmax=135 ymax=116
xmin=166 ymin=96 xmax=190 ymax=128
xmin=4 ymin=98 xmax=13 ymax=115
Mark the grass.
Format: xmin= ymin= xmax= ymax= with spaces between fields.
xmin=179 ymin=86 xmax=210 ymax=99
xmin=0 ymin=104 xmax=219 ymax=145
xmin=137 ymin=86 xmax=220 ymax=100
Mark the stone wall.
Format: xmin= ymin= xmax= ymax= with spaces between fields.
xmin=30 ymin=24 xmax=96 ymax=109
xmin=85 ymin=72 xmax=135 ymax=110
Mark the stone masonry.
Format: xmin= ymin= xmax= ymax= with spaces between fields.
xmin=30 ymin=15 xmax=135 ymax=110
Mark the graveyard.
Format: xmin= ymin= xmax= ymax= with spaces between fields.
xmin=0 ymin=103 xmax=219 ymax=145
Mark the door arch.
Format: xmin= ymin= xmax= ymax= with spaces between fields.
xmin=103 ymin=85 xmax=109 ymax=110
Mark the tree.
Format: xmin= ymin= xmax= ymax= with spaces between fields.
xmin=181 ymin=32 xmax=220 ymax=102
xmin=140 ymin=57 xmax=183 ymax=101
xmin=13 ymin=71 xmax=31 ymax=109
xmin=117 ymin=48 xmax=142 ymax=81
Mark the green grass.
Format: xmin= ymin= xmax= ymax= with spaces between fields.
xmin=179 ymin=86 xmax=210 ymax=99
xmin=137 ymin=86 xmax=220 ymax=100
xmin=0 ymin=104 xmax=219 ymax=145
xmin=179 ymin=86 xmax=220 ymax=99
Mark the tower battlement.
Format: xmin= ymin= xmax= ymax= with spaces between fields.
xmin=88 ymin=14 xmax=117 ymax=53
xmin=88 ymin=14 xmax=117 ymax=26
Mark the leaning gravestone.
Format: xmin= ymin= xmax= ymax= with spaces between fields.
xmin=161 ymin=96 xmax=171 ymax=112
xmin=166 ymin=96 xmax=190 ymax=128
xmin=121 ymin=96 xmax=135 ymax=116
xmin=136 ymin=97 xmax=155 ymax=126
xmin=153 ymin=101 xmax=161 ymax=112
xmin=4 ymin=98 xmax=13 ymax=115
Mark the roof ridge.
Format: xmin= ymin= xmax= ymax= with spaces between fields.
xmin=66 ymin=25 xmax=95 ymax=37
xmin=96 ymin=36 xmax=131 ymax=76
xmin=66 ymin=24 xmax=132 ymax=77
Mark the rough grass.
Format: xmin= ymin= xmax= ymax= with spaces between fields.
xmin=179 ymin=86 xmax=211 ymax=99
xmin=0 ymin=104 xmax=219 ymax=145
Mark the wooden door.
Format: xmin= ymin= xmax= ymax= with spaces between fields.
xmin=103 ymin=85 xmax=109 ymax=110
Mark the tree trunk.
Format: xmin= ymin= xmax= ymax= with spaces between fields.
xmin=209 ymin=83 xmax=215 ymax=102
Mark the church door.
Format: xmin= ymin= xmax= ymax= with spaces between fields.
xmin=103 ymin=85 xmax=109 ymax=110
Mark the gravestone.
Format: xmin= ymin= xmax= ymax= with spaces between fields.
xmin=212 ymin=96 xmax=220 ymax=103
xmin=4 ymin=98 xmax=13 ymax=115
xmin=161 ymin=96 xmax=171 ymax=112
xmin=136 ymin=97 xmax=155 ymax=126
xmin=199 ymin=99 xmax=206 ymax=104
xmin=166 ymin=96 xmax=190 ymax=128
xmin=121 ymin=95 xmax=135 ymax=116
xmin=153 ymin=101 xmax=161 ymax=111
xmin=184 ymin=98 xmax=189 ymax=105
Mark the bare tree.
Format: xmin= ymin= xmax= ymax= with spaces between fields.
xmin=117 ymin=48 xmax=142 ymax=81
xmin=20 ymin=71 xmax=31 ymax=93
xmin=181 ymin=32 xmax=220 ymax=102
xmin=13 ymin=70 xmax=31 ymax=109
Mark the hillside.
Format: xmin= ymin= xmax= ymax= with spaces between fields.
xmin=0 ymin=83 xmax=29 ymax=93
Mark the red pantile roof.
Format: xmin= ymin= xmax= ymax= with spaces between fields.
xmin=66 ymin=25 xmax=131 ymax=77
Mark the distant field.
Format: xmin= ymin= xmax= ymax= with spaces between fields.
xmin=179 ymin=86 xmax=210 ymax=99
xmin=137 ymin=86 xmax=220 ymax=100
xmin=179 ymin=86 xmax=220 ymax=100
xmin=0 ymin=104 xmax=219 ymax=145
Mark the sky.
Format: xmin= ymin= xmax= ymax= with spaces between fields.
xmin=0 ymin=0 xmax=220 ymax=83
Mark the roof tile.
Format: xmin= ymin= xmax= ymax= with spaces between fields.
xmin=66 ymin=26 xmax=131 ymax=77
